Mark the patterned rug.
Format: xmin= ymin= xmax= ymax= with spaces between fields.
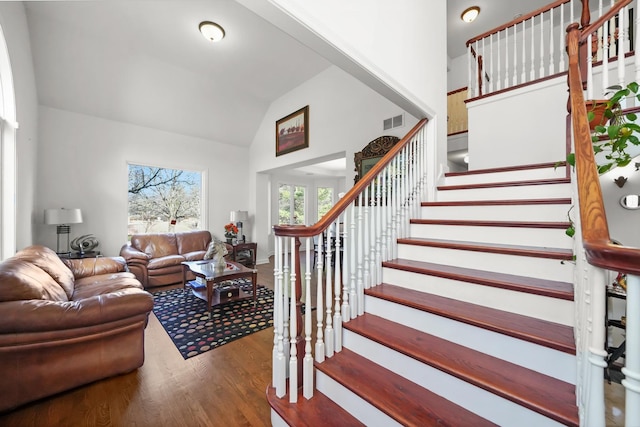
xmin=152 ymin=278 xmax=274 ymax=359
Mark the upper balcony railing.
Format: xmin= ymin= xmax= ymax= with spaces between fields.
xmin=467 ymin=0 xmax=638 ymax=99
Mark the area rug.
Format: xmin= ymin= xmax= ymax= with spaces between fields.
xmin=152 ymin=278 xmax=274 ymax=359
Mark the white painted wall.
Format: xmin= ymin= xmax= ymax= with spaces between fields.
xmin=0 ymin=3 xmax=38 ymax=252
xmin=249 ymin=66 xmax=419 ymax=261
xmin=35 ymin=107 xmax=249 ymax=256
xmin=467 ymin=75 xmax=568 ymax=170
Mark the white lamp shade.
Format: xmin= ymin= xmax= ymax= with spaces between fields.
xmin=44 ymin=208 xmax=83 ymax=225
xmin=230 ymin=210 xmax=248 ymax=222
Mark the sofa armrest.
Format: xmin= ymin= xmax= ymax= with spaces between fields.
xmin=0 ymin=288 xmax=153 ymax=334
xmin=120 ymin=244 xmax=151 ymax=264
xmin=63 ymin=256 xmax=128 ymax=280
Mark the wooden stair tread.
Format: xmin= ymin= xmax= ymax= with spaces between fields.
xmin=315 ymin=348 xmax=498 ymax=427
xmin=411 ymin=218 xmax=571 ymax=228
xmin=366 ymin=281 xmax=575 ymax=353
xmin=444 ymin=162 xmax=567 ymax=177
xmin=344 ymin=314 xmax=579 ymax=427
xmin=383 ymin=257 xmax=574 ymax=301
xmin=397 ymin=236 xmax=574 ymax=260
xmin=422 ymin=197 xmax=571 ymax=207
xmin=438 ymin=177 xmax=570 ymax=191
xmin=267 ymin=385 xmax=365 ymax=427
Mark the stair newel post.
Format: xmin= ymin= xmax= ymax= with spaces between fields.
xmin=623 ymin=273 xmax=640 ymax=426
xmin=333 ymin=219 xmax=344 ymax=352
xmin=584 ymin=266 xmax=607 ymax=425
xmin=362 ymin=189 xmax=371 ymax=291
xmin=273 ymin=235 xmax=286 ymax=397
xmin=288 ymin=236 xmax=304 ymax=402
xmin=324 ymin=224 xmax=334 ymax=358
xmin=315 ymin=231 xmax=325 ymax=364
xmin=303 ymin=236 xmax=314 ymax=399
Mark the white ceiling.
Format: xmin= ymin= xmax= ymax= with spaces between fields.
xmin=23 ymin=0 xmax=579 ymax=174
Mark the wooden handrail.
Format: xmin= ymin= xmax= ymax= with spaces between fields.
xmin=273 ymin=118 xmax=428 ymax=238
xmin=466 ymin=0 xmax=571 ymax=47
xmin=566 ymin=11 xmax=640 ymax=276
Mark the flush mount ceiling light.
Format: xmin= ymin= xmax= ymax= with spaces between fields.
xmin=199 ymin=21 xmax=225 ymax=42
xmin=461 ymin=6 xmax=480 ymax=23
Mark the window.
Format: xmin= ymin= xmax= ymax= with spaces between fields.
xmin=127 ymin=163 xmax=203 ymax=235
xmin=0 ymin=23 xmax=17 ymax=259
xmin=317 ymin=186 xmax=333 ymax=221
xmin=278 ymin=183 xmax=305 ymax=225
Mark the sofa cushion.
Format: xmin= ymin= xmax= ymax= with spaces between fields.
xmin=147 ymin=254 xmax=185 ymax=271
xmin=13 ymin=245 xmax=75 ymax=299
xmin=183 ymin=250 xmax=206 ymax=261
xmin=176 ymin=230 xmax=211 ymax=254
xmin=73 ymin=272 xmax=142 ymax=300
xmin=0 ymin=258 xmax=68 ymax=302
xmin=131 ymin=233 xmax=179 ymax=258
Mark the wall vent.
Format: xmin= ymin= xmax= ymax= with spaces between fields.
xmin=383 ymin=114 xmax=404 ymax=130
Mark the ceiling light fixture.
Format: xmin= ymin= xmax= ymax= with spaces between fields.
xmin=461 ymin=6 xmax=480 ymax=23
xmin=199 ymin=21 xmax=225 ymax=42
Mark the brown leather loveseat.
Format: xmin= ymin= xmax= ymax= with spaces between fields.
xmin=120 ymin=230 xmax=231 ymax=288
xmin=0 ymin=245 xmax=154 ymax=412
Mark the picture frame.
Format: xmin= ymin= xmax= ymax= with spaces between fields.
xmin=276 ymin=106 xmax=309 ymax=157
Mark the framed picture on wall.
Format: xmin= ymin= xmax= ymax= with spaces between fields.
xmin=276 ymin=105 xmax=309 ymax=157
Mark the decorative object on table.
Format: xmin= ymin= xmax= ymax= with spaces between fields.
xmin=230 ymin=210 xmax=248 ymax=243
xmin=44 ymin=208 xmax=83 ymax=254
xmin=203 ymin=237 xmax=228 ymax=272
xmin=276 ymin=105 xmax=309 ymax=156
xmin=69 ymin=234 xmax=99 ymax=254
xmin=223 ymin=223 xmax=238 ymax=243
xmin=151 ymin=279 xmax=274 ymax=359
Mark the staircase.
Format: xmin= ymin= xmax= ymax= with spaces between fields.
xmin=269 ymin=162 xmax=579 ymax=426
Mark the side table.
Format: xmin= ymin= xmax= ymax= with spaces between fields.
xmin=58 ymin=251 xmax=101 ymax=259
xmin=231 ymin=242 xmax=257 ymax=268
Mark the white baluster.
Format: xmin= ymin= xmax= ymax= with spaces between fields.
xmin=635 ymin=1 xmax=640 ymax=84
xmin=468 ymin=44 xmax=474 ymax=98
xmin=390 ymin=155 xmax=399 ymax=256
xmin=491 ymin=33 xmax=497 ymax=92
xmin=549 ymin=7 xmax=555 ymax=75
xmin=496 ymin=32 xmax=502 ymax=91
xmin=618 ymin=6 xmax=627 ymax=91
xmin=521 ymin=20 xmax=527 ymax=83
xmin=539 ymin=11 xmax=545 ymax=78
xmin=315 ymin=232 xmax=325 ymax=363
xmin=282 ymin=238 xmax=290 ymax=374
xmin=303 ymin=238 xmax=313 ymax=399
xmin=623 ymin=274 xmax=640 ymax=427
xmin=504 ymin=27 xmax=510 ymax=90
xmin=333 ymin=224 xmax=343 ymax=352
xmin=530 ymin=16 xmax=536 ymax=80
xmin=513 ymin=24 xmax=518 ymax=86
xmin=369 ymin=182 xmax=378 ymax=286
xmin=345 ymin=202 xmax=362 ymax=319
xmin=355 ymin=198 xmax=363 ymax=316
xmin=585 ymin=267 xmax=607 ymax=425
xmin=603 ymin=19 xmax=610 ymax=94
xmin=288 ymin=236 xmax=298 ymax=403
xmin=274 ymin=236 xmax=286 ymax=397
xmin=559 ymin=5 xmax=566 ymax=72
xmin=375 ymin=174 xmax=383 ymax=283
xmin=482 ymin=37 xmax=487 ymax=94
xmin=362 ymin=190 xmax=371 ymax=290
xmin=324 ymin=225 xmax=334 ymax=358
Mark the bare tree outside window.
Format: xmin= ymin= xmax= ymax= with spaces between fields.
xmin=128 ymin=164 xmax=202 ymax=235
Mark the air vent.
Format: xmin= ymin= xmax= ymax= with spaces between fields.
xmin=383 ymin=114 xmax=404 ymax=130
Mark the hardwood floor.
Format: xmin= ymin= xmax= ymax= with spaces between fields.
xmin=0 ymin=256 xmax=627 ymax=426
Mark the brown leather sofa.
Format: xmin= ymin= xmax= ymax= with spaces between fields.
xmin=0 ymin=245 xmax=154 ymax=412
xmin=120 ymin=230 xmax=232 ymax=288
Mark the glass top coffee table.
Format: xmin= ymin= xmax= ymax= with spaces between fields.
xmin=181 ymin=259 xmax=257 ymax=314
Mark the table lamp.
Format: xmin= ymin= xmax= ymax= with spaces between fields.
xmin=230 ymin=210 xmax=248 ymax=243
xmin=44 ymin=208 xmax=83 ymax=254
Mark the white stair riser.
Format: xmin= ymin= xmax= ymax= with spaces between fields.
xmin=397 ymin=244 xmax=574 ymax=283
xmin=271 ymin=410 xmax=289 ymax=427
xmin=437 ymin=183 xmax=571 ymax=201
xmin=316 ymin=371 xmax=401 ymax=427
xmin=420 ymin=204 xmax=571 ymax=222
xmin=410 ymin=223 xmax=573 ymax=249
xmin=342 ymin=331 xmax=569 ymax=427
xmin=445 ymin=167 xmax=567 ymax=186
xmin=381 ymin=267 xmax=574 ymax=326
